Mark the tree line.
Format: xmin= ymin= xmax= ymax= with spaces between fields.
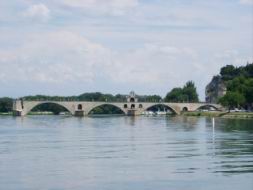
xmin=0 ymin=82 xmax=199 ymax=114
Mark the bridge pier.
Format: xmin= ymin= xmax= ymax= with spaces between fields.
xmin=12 ymin=99 xmax=24 ymax=116
xmin=127 ymin=109 xmax=142 ymax=116
xmin=13 ymin=110 xmax=23 ymax=116
xmin=74 ymin=111 xmax=85 ymax=117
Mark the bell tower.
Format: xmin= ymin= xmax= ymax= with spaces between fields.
xmin=126 ymin=91 xmax=140 ymax=116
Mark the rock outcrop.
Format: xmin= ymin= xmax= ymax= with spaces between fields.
xmin=205 ymin=75 xmax=226 ymax=103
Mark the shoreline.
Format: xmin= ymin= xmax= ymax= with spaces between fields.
xmin=1 ymin=111 xmax=253 ymax=119
xmin=182 ymin=111 xmax=253 ymax=119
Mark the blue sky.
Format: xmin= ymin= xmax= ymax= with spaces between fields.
xmin=0 ymin=0 xmax=252 ymax=100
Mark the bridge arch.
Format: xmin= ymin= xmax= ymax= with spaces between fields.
xmin=87 ymin=103 xmax=127 ymax=115
xmin=182 ymin=107 xmax=188 ymax=112
xmin=144 ymin=103 xmax=178 ymax=114
xmin=24 ymin=101 xmax=74 ymax=115
xmin=77 ymin=104 xmax=83 ymax=110
xmin=195 ymin=104 xmax=220 ymax=111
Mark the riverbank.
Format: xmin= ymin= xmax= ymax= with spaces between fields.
xmin=0 ymin=112 xmax=12 ymax=116
xmin=0 ymin=112 xmax=66 ymax=116
xmin=2 ymin=111 xmax=253 ymax=119
xmin=182 ymin=111 xmax=253 ymax=119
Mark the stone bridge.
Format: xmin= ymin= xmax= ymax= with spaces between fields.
xmin=13 ymin=99 xmax=222 ymax=116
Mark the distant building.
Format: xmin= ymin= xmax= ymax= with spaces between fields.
xmin=205 ymin=76 xmax=226 ymax=103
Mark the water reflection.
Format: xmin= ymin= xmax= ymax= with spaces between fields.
xmin=204 ymin=117 xmax=253 ymax=175
xmin=0 ymin=115 xmax=252 ymax=190
xmin=166 ymin=116 xmax=199 ymax=132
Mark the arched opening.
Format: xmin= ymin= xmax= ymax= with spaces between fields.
xmin=139 ymin=104 xmax=143 ymax=108
xmin=29 ymin=103 xmax=71 ymax=115
xmin=131 ymin=104 xmax=135 ymax=109
xmin=88 ymin=104 xmax=125 ymax=115
xmin=130 ymin=98 xmax=135 ymax=102
xmin=124 ymin=104 xmax=128 ymax=108
xmin=197 ymin=105 xmax=219 ymax=112
xmin=78 ymin=104 xmax=82 ymax=110
xmin=144 ymin=104 xmax=176 ymax=115
xmin=182 ymin=107 xmax=188 ymax=112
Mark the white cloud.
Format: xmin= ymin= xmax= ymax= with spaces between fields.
xmin=23 ymin=3 xmax=50 ymax=21
xmin=0 ymin=30 xmax=205 ymax=96
xmin=59 ymin=0 xmax=139 ymax=15
xmin=0 ymin=31 xmax=110 ymax=84
xmin=0 ymin=29 xmax=251 ymax=99
xmin=104 ymin=44 xmax=202 ymax=88
xmin=0 ymin=0 xmax=252 ymax=98
xmin=240 ymin=0 xmax=253 ymax=5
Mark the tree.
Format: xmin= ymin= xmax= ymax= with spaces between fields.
xmin=0 ymin=98 xmax=13 ymax=112
xmin=165 ymin=81 xmax=199 ymax=102
xmin=220 ymin=65 xmax=237 ymax=81
xmin=164 ymin=88 xmax=183 ymax=102
xmin=182 ymin=81 xmax=199 ymax=102
xmin=219 ymin=91 xmax=245 ymax=111
xmin=245 ymin=63 xmax=253 ymax=77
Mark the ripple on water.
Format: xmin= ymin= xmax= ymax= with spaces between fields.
xmin=0 ymin=116 xmax=252 ymax=190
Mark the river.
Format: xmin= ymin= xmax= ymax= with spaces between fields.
xmin=0 ymin=115 xmax=252 ymax=190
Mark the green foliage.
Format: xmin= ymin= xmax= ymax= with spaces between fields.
xmin=137 ymin=95 xmax=162 ymax=102
xmin=164 ymin=88 xmax=183 ymax=102
xmin=23 ymin=95 xmax=70 ymax=101
xmin=219 ymin=91 xmax=245 ymax=110
xmin=219 ymin=63 xmax=253 ymax=109
xmin=220 ymin=63 xmax=253 ymax=81
xmin=164 ymin=81 xmax=199 ymax=102
xmin=220 ymin=65 xmax=237 ymax=80
xmin=78 ymin=92 xmax=116 ymax=101
xmin=183 ymin=81 xmax=199 ymax=102
xmin=0 ymin=97 xmax=13 ymax=112
xmin=114 ymin=94 xmax=127 ymax=102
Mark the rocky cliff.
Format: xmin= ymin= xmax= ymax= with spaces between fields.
xmin=205 ymin=75 xmax=226 ymax=103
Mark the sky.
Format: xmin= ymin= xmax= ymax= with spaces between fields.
xmin=0 ymin=0 xmax=252 ymax=100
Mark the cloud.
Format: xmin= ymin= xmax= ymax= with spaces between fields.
xmin=0 ymin=0 xmax=252 ymax=98
xmin=0 ymin=30 xmax=205 ymax=96
xmin=239 ymin=0 xmax=253 ymax=5
xmin=0 ymin=31 xmax=199 ymax=86
xmin=58 ymin=0 xmax=139 ymax=15
xmin=23 ymin=3 xmax=50 ymax=21
xmin=0 ymin=31 xmax=110 ymax=84
xmin=107 ymin=44 xmax=202 ymax=87
xmin=0 ymin=29 xmax=251 ymax=98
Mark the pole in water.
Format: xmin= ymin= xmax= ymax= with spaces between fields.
xmin=212 ymin=117 xmax=215 ymax=144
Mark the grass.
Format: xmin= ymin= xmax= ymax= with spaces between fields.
xmin=0 ymin=112 xmax=12 ymax=116
xmin=182 ymin=111 xmax=253 ymax=119
xmin=28 ymin=111 xmax=54 ymax=115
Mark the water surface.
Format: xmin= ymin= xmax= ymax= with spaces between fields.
xmin=0 ymin=116 xmax=252 ymax=190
